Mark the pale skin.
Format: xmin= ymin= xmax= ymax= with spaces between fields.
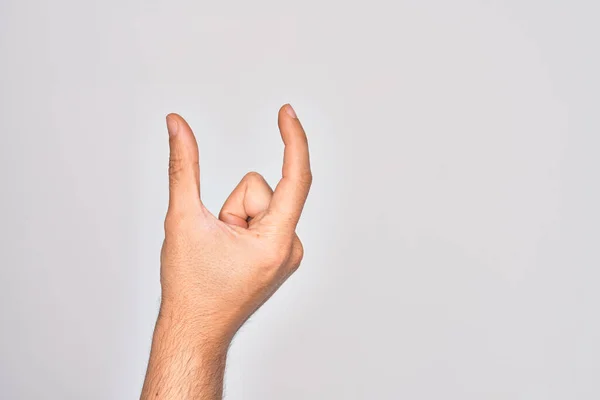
xmin=141 ymin=104 xmax=312 ymax=399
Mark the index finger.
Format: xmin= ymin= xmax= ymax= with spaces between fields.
xmin=268 ymin=104 xmax=313 ymax=230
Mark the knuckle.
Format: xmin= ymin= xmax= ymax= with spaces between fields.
xmin=264 ymin=242 xmax=292 ymax=267
xmin=169 ymin=158 xmax=199 ymax=178
xmin=168 ymin=157 xmax=184 ymax=177
xmin=299 ymin=170 xmax=313 ymax=186
xmin=289 ymin=238 xmax=304 ymax=271
xmin=295 ymin=239 xmax=305 ymax=261
xmin=164 ymin=210 xmax=187 ymax=232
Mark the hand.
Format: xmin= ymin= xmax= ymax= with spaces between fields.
xmin=142 ymin=104 xmax=312 ymax=399
xmin=161 ymin=103 xmax=311 ymax=340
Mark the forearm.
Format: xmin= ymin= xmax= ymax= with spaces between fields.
xmin=141 ymin=306 xmax=229 ymax=400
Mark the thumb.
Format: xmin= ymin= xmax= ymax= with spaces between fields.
xmin=166 ymin=113 xmax=202 ymax=211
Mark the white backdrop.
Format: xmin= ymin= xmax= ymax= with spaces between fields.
xmin=1 ymin=1 xmax=598 ymax=398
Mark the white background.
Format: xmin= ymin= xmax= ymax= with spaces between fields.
xmin=1 ymin=1 xmax=598 ymax=398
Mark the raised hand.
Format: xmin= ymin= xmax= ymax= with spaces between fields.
xmin=142 ymin=104 xmax=312 ymax=400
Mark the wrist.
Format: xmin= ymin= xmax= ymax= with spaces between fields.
xmin=142 ymin=301 xmax=230 ymax=399
xmin=156 ymin=299 xmax=234 ymax=351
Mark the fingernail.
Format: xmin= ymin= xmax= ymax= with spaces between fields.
xmin=166 ymin=115 xmax=179 ymax=136
xmin=285 ymin=104 xmax=297 ymax=119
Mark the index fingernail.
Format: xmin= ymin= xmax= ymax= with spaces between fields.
xmin=285 ymin=104 xmax=297 ymax=119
